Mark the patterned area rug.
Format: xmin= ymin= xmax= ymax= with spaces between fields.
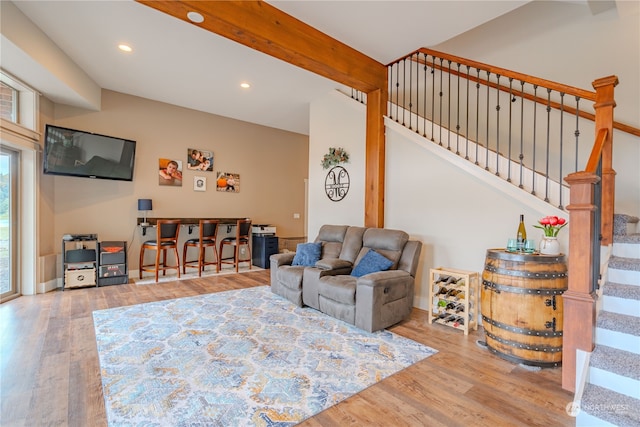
xmin=93 ymin=286 xmax=437 ymax=426
xmin=135 ymin=264 xmax=259 ymax=285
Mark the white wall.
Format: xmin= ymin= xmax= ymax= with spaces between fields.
xmin=309 ymin=90 xmax=564 ymax=310
xmin=307 ymin=91 xmax=366 ymax=239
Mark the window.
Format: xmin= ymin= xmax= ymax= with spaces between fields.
xmin=0 ymin=146 xmax=18 ymax=301
xmin=0 ymin=81 xmax=18 ymax=123
xmin=0 ymin=69 xmax=39 ymax=298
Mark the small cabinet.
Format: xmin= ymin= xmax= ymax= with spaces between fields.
xmin=97 ymin=241 xmax=128 ymax=286
xmin=252 ymin=235 xmax=279 ymax=269
xmin=428 ymin=267 xmax=479 ymax=335
xmin=62 ymin=235 xmax=98 ymax=290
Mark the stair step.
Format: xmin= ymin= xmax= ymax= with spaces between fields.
xmin=609 ymin=256 xmax=640 ymax=272
xmin=596 ymin=311 xmax=640 ymax=353
xmin=602 ymin=282 xmax=640 ymax=318
xmin=579 ymin=384 xmax=640 ymax=427
xmin=604 ymin=282 xmax=640 ymax=300
xmin=608 ymin=256 xmax=640 ymax=287
xmin=614 ymin=214 xmax=639 ymax=237
xmin=613 ymin=239 xmax=640 ymax=259
xmin=590 ymin=345 xmax=640 ymax=399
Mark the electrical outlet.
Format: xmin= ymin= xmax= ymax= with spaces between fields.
xmin=293 ymin=213 xmax=300 ymax=219
xmin=240 ymin=247 xmax=246 ymax=255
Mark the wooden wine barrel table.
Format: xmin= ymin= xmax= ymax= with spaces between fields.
xmin=481 ymin=248 xmax=568 ymax=367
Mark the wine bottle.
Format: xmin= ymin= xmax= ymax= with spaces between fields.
xmin=516 ymin=214 xmax=527 ymax=251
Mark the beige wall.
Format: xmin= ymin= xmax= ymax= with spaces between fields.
xmin=43 ymin=90 xmax=308 ymax=271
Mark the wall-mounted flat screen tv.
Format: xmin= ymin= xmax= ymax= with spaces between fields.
xmin=43 ymin=124 xmax=136 ymax=181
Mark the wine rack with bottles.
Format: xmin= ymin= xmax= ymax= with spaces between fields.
xmin=428 ymin=267 xmax=479 ymax=335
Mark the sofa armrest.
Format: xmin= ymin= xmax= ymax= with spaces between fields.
xmin=315 ymin=258 xmax=353 ymax=271
xmin=356 ymin=269 xmax=410 ymax=285
xmin=355 ymin=270 xmax=415 ymax=332
xmin=270 ymin=252 xmax=295 ymax=269
xmin=270 ymin=252 xmax=295 ymax=288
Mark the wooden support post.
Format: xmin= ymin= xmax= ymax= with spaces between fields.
xmin=364 ymin=88 xmax=387 ymax=228
xmin=562 ymin=171 xmax=600 ymax=392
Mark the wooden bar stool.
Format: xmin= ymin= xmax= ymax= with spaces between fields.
xmin=183 ymin=219 xmax=219 ymax=276
xmin=219 ymin=219 xmax=252 ymax=272
xmin=139 ymin=219 xmax=181 ymax=282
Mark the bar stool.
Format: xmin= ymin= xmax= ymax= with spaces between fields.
xmin=219 ymin=219 xmax=252 ymax=272
xmin=183 ymin=219 xmax=219 ymax=276
xmin=139 ymin=219 xmax=181 ymax=282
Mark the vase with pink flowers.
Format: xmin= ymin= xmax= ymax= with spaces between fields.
xmin=533 ymin=216 xmax=568 ymax=255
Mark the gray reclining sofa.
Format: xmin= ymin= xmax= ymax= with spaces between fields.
xmin=270 ymin=225 xmax=422 ymax=332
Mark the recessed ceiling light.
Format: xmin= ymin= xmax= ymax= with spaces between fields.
xmin=240 ymin=82 xmax=251 ymax=89
xmin=118 ymin=44 xmax=132 ymax=53
xmin=187 ymin=11 xmax=204 ymax=23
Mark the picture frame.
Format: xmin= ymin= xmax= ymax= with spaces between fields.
xmin=158 ymin=158 xmax=183 ymax=186
xmin=193 ymin=176 xmax=207 ymax=192
xmin=216 ymin=172 xmax=240 ymax=193
xmin=187 ymin=148 xmax=214 ymax=172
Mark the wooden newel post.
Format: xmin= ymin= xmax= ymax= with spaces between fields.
xmin=562 ymin=171 xmax=600 ymax=392
xmin=591 ymin=76 xmax=618 ymax=246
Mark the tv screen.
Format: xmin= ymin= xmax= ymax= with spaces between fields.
xmin=43 ymin=124 xmax=136 ymax=181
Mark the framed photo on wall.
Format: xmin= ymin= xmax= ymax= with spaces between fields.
xmin=187 ymin=148 xmax=214 ymax=172
xmin=193 ymin=176 xmax=207 ymax=191
xmin=158 ymin=158 xmax=183 ymax=186
xmin=216 ymin=172 xmax=240 ymax=193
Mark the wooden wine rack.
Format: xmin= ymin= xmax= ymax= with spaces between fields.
xmin=428 ymin=267 xmax=479 ymax=335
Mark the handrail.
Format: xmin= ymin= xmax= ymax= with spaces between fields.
xmin=585 ymin=128 xmax=609 ymax=173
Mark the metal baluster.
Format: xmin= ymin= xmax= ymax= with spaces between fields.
xmin=388 ymin=64 xmax=393 ymax=119
xmin=558 ymin=92 xmax=565 ymax=209
xmin=485 ymin=71 xmax=491 ymax=170
xmin=519 ymin=81 xmax=525 ymax=189
xmin=531 ymin=85 xmax=538 ymax=196
xmin=475 ymin=69 xmax=480 ymax=165
xmin=409 ymin=54 xmax=413 ymax=129
xmin=574 ymin=97 xmax=581 ymax=173
xmin=465 ymin=66 xmax=470 ymax=160
xmin=456 ymin=62 xmax=461 ymax=155
xmin=402 ymin=58 xmax=407 ymax=126
xmin=431 ymin=56 xmax=436 ymax=141
xmin=544 ymin=88 xmax=552 ymax=203
xmin=507 ymin=78 xmax=514 ymax=183
xmin=416 ymin=52 xmax=420 ymax=133
xmin=495 ymin=75 xmax=501 ymax=176
xmin=438 ymin=58 xmax=444 ymax=146
xmin=446 ymin=60 xmax=452 ymax=150
xmin=395 ymin=62 xmax=400 ymax=122
xmin=423 ymin=54 xmax=428 ymax=138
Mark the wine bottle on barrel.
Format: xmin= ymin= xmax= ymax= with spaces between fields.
xmin=516 ymin=214 xmax=527 ymax=251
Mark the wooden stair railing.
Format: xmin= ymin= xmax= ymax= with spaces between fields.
xmin=563 ymin=76 xmax=618 ymax=392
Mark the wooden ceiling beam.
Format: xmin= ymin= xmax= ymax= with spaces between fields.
xmin=136 ymin=0 xmax=387 ymax=93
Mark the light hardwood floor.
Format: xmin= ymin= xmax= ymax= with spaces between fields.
xmin=0 ymin=270 xmax=575 ymax=426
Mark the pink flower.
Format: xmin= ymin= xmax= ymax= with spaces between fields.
xmin=534 ymin=216 xmax=568 ymax=237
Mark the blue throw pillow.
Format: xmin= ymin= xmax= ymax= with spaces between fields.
xmin=351 ymin=249 xmax=393 ymax=277
xmin=292 ymin=242 xmax=322 ymax=267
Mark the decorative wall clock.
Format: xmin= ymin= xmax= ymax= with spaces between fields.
xmin=324 ymin=166 xmax=350 ymax=202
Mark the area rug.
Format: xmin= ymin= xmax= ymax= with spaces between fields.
xmin=93 ymin=286 xmax=437 ymax=426
xmin=135 ymin=264 xmax=260 ymax=285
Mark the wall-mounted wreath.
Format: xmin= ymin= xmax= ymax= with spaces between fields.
xmin=321 ymin=147 xmax=349 ymax=169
